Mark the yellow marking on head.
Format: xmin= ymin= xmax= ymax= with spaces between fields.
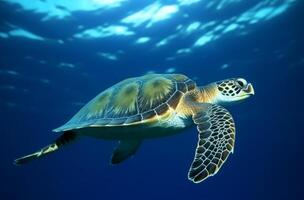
xmin=175 ymin=95 xmax=193 ymax=116
xmin=199 ymin=84 xmax=220 ymax=104
xmin=113 ymin=83 xmax=139 ymax=114
xmin=142 ymin=77 xmax=172 ymax=107
xmin=173 ymin=74 xmax=188 ymax=81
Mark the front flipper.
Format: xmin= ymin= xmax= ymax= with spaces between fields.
xmin=188 ymin=104 xmax=235 ymax=183
xmin=111 ymin=139 xmax=142 ymax=164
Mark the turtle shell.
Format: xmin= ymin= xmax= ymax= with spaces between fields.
xmin=53 ymin=74 xmax=196 ymax=132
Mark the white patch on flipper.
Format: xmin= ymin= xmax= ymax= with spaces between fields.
xmin=166 ymin=113 xmax=187 ymax=128
xmin=156 ymin=111 xmax=191 ymax=128
xmin=42 ymin=144 xmax=58 ymax=154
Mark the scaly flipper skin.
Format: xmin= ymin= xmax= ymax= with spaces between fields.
xmin=188 ymin=104 xmax=235 ymax=183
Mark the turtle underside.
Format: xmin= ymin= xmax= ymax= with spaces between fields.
xmin=54 ymin=74 xmax=196 ymax=132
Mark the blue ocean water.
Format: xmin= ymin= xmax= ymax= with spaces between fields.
xmin=0 ymin=0 xmax=303 ymax=199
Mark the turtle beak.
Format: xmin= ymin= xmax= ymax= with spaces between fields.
xmin=243 ymin=83 xmax=255 ymax=95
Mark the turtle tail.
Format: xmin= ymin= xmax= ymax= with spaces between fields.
xmin=14 ymin=131 xmax=77 ymax=165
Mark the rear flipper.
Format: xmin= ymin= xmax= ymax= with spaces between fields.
xmin=111 ymin=139 xmax=142 ymax=164
xmin=14 ymin=131 xmax=77 ymax=165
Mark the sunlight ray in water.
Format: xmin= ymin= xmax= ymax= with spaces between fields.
xmin=121 ymin=2 xmax=162 ymax=27
xmin=0 ymin=28 xmax=45 ymax=41
xmin=58 ymin=62 xmax=76 ymax=69
xmin=184 ymin=22 xmax=201 ymax=34
xmin=5 ymin=0 xmax=127 ymax=20
xmin=121 ymin=2 xmax=179 ymax=28
xmin=0 ymin=32 xmax=9 ymax=38
xmin=135 ymin=37 xmax=151 ymax=44
xmin=74 ymin=25 xmax=134 ymax=39
xmin=2 ymin=0 xmax=296 ymax=55
xmin=97 ymin=52 xmax=118 ymax=60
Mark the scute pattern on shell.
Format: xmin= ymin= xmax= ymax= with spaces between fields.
xmin=53 ymin=74 xmax=196 ymax=132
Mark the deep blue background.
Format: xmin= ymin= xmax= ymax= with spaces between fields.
xmin=0 ymin=1 xmax=303 ymax=200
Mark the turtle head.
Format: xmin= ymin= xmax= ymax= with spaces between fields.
xmin=213 ymin=78 xmax=254 ymax=104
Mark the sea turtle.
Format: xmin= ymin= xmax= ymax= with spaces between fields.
xmin=14 ymin=74 xmax=254 ymax=183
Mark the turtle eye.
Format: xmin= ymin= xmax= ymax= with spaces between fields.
xmin=236 ymin=80 xmax=244 ymax=87
xmin=236 ymin=78 xmax=247 ymax=88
